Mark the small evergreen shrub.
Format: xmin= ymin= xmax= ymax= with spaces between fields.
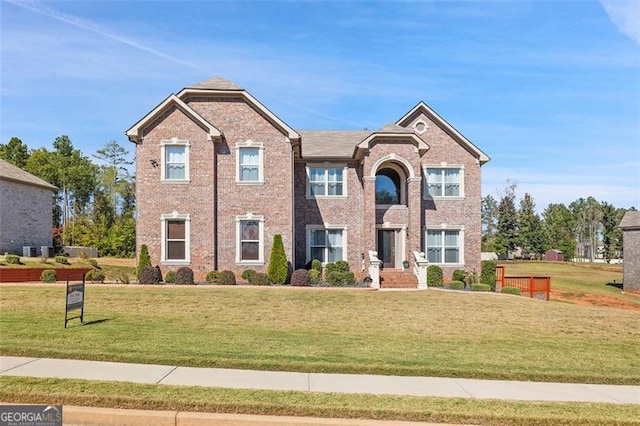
xmin=6 ymin=254 xmax=20 ymax=264
xmin=291 ymin=269 xmax=310 ymax=286
xmin=501 ymin=286 xmax=521 ymax=295
xmin=205 ymin=270 xmax=219 ymax=283
xmin=471 ymin=283 xmax=492 ymax=292
xmin=250 ymin=272 xmax=270 ymax=286
xmin=481 ymin=260 xmax=497 ymax=290
xmin=175 ymin=267 xmax=194 ymax=285
xmin=136 ymin=244 xmax=151 ymax=279
xmin=241 ymin=269 xmax=257 ymax=282
xmin=326 ymin=271 xmax=355 ymax=286
xmin=87 ymin=258 xmax=99 ymax=268
xmin=139 ymin=265 xmax=161 ymax=284
xmin=427 ymin=265 xmax=443 ymax=287
xmin=335 ymin=260 xmax=350 ymax=272
xmin=449 ymin=280 xmax=465 ymax=290
xmin=218 ymin=270 xmax=236 ymax=285
xmin=452 ymin=269 xmax=467 ymax=282
xmin=85 ymin=269 xmax=105 ymax=283
xmin=41 ymin=269 xmax=57 ymax=283
xmin=309 ymin=269 xmax=321 ymax=285
xmin=267 ymin=235 xmax=288 ymax=284
xmin=55 ymin=256 xmax=69 ymax=265
xmin=311 ymin=259 xmax=322 ymax=272
xmin=465 ymin=269 xmax=479 ymax=286
xmin=165 ymin=270 xmax=176 ymax=283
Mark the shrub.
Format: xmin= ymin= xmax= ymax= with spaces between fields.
xmin=291 ymin=269 xmax=310 ymax=286
xmin=165 ymin=270 xmax=176 ymax=283
xmin=267 ymin=235 xmax=288 ymax=284
xmin=205 ymin=270 xmax=219 ymax=283
xmin=335 ymin=260 xmax=350 ymax=272
xmin=175 ymin=267 xmax=194 ymax=285
xmin=465 ymin=269 xmax=479 ymax=286
xmin=79 ymin=250 xmax=90 ymax=260
xmin=471 ymin=283 xmax=492 ymax=292
xmin=481 ymin=260 xmax=497 ymax=290
xmin=326 ymin=271 xmax=355 ymax=286
xmin=115 ymin=271 xmax=130 ymax=284
xmin=6 ymin=254 xmax=20 ymax=264
xmin=87 ymin=258 xmax=99 ymax=268
xmin=452 ymin=269 xmax=467 ymax=282
xmin=85 ymin=269 xmax=105 ymax=283
xmin=136 ymin=244 xmax=151 ymax=279
xmin=502 ymin=286 xmax=521 ymax=295
xmin=449 ymin=280 xmax=465 ymax=290
xmin=241 ymin=269 xmax=257 ymax=282
xmin=250 ymin=272 xmax=270 ymax=286
xmin=308 ymin=269 xmax=321 ymax=285
xmin=427 ymin=265 xmax=443 ymax=287
xmin=139 ymin=265 xmax=161 ymax=284
xmin=40 ymin=269 xmax=57 ymax=283
xmin=55 ymin=256 xmax=69 ymax=265
xmin=218 ymin=270 xmax=236 ymax=285
xmin=311 ymin=259 xmax=322 ymax=272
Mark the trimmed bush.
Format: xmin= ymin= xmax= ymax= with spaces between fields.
xmin=335 ymin=260 xmax=350 ymax=272
xmin=85 ymin=269 xmax=105 ymax=283
xmin=136 ymin=244 xmax=151 ymax=279
xmin=175 ymin=267 xmax=194 ymax=285
xmin=139 ymin=265 xmax=161 ymax=284
xmin=481 ymin=260 xmax=497 ymax=290
xmin=241 ymin=269 xmax=257 ymax=282
xmin=326 ymin=271 xmax=355 ymax=287
xmin=449 ymin=280 xmax=465 ymax=290
xmin=471 ymin=283 xmax=492 ymax=292
xmin=165 ymin=270 xmax=176 ymax=283
xmin=309 ymin=269 xmax=321 ymax=285
xmin=40 ymin=269 xmax=57 ymax=283
xmin=218 ymin=270 xmax=236 ymax=285
xmin=55 ymin=255 xmax=69 ymax=265
xmin=205 ymin=270 xmax=219 ymax=283
xmin=427 ymin=265 xmax=443 ymax=287
xmin=291 ymin=269 xmax=310 ymax=286
xmin=250 ymin=272 xmax=270 ymax=286
xmin=267 ymin=235 xmax=288 ymax=284
xmin=6 ymin=254 xmax=20 ymax=264
xmin=311 ymin=259 xmax=322 ymax=272
xmin=452 ymin=269 xmax=467 ymax=282
xmin=502 ymin=286 xmax=521 ymax=295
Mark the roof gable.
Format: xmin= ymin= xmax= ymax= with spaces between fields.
xmin=620 ymin=210 xmax=640 ymax=230
xmin=126 ymin=94 xmax=222 ymax=143
xmin=0 ymin=159 xmax=57 ymax=191
xmin=396 ymin=101 xmax=490 ymax=164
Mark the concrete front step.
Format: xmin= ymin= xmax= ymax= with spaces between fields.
xmin=379 ymin=271 xmax=417 ymax=288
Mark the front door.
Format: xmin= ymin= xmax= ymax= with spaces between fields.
xmin=377 ymin=230 xmax=396 ymax=269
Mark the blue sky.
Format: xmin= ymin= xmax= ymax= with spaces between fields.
xmin=1 ymin=0 xmax=639 ymax=210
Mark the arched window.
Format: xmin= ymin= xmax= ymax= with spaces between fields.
xmin=375 ymin=168 xmax=401 ymax=205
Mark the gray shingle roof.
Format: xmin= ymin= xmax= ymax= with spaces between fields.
xmin=0 ymin=159 xmax=57 ymax=191
xmin=187 ymin=77 xmax=244 ymax=91
xmin=620 ymin=210 xmax=640 ymax=230
xmin=299 ymin=130 xmax=371 ymax=158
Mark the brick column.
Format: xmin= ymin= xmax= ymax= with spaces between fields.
xmin=407 ymin=176 xmax=423 ymax=265
xmin=363 ymin=176 xmax=377 ymax=256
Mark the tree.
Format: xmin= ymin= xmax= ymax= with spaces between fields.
xmin=0 ymin=137 xmax=29 ymax=168
xmin=542 ymin=203 xmax=576 ymax=260
xmin=93 ymin=140 xmax=134 ymax=215
xmin=267 ymin=234 xmax=288 ymax=284
xmin=569 ymin=197 xmax=601 ymax=261
xmin=600 ymin=203 xmax=625 ymax=262
xmin=481 ymin=195 xmax=499 ymax=251
xmin=495 ymin=182 xmax=519 ymax=256
xmin=518 ymin=193 xmax=544 ymax=257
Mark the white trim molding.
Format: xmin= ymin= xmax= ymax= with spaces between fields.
xmin=306 ymin=163 xmax=348 ymax=199
xmin=424 ymin=224 xmax=465 ymax=266
xmin=235 ymin=212 xmax=265 ymax=265
xmin=235 ymin=140 xmax=265 ymax=185
xmin=160 ymin=211 xmax=191 ymax=265
xmin=305 ymin=224 xmax=347 ymax=264
xmin=423 ymin=163 xmax=465 ymax=200
xmin=160 ymin=138 xmax=191 ymax=184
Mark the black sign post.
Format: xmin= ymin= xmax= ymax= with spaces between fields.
xmin=65 ymin=278 xmax=85 ymax=328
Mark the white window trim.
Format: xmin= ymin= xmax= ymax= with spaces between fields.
xmin=375 ymin=162 xmax=408 ymax=208
xmin=424 ymin=225 xmax=465 ymax=266
xmin=306 ymin=163 xmax=348 ymax=199
xmin=423 ymin=163 xmax=465 ymax=200
xmin=235 ymin=213 xmax=265 ymax=265
xmin=306 ymin=224 xmax=347 ymax=265
xmin=160 ymin=137 xmax=190 ymax=184
xmin=235 ymin=140 xmax=265 ymax=185
xmin=160 ymin=211 xmax=191 ymax=265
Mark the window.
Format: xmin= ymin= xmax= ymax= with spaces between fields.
xmin=375 ymin=168 xmax=401 ymax=204
xmin=161 ymin=138 xmax=190 ymax=182
xmin=426 ymin=229 xmax=462 ymax=264
xmin=426 ymin=167 xmax=462 ymax=197
xmin=161 ymin=212 xmax=190 ymax=264
xmin=236 ymin=214 xmax=265 ymax=263
xmin=236 ymin=141 xmax=264 ymax=184
xmin=308 ymin=166 xmax=345 ymax=197
xmin=308 ymin=228 xmax=345 ymax=263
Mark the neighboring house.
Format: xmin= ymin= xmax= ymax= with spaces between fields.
xmin=126 ymin=77 xmax=489 ymax=285
xmin=620 ymin=210 xmax=640 ymax=292
xmin=0 ymin=159 xmax=57 ymax=256
xmin=545 ymin=249 xmax=564 ymax=262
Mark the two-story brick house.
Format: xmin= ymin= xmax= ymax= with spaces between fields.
xmin=127 ymin=77 xmax=489 ymax=286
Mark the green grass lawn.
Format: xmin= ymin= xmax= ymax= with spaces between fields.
xmin=1 ymin=284 xmax=638 ymax=385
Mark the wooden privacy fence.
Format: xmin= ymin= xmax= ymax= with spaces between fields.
xmin=495 ymin=266 xmax=551 ymax=301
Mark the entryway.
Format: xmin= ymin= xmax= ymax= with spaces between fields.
xmin=377 ymin=229 xmax=396 ymax=269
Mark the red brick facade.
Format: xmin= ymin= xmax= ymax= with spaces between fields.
xmin=127 ymin=78 xmax=489 ymax=283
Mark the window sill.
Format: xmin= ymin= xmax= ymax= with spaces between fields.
xmin=161 ymin=260 xmax=191 ymax=266
xmin=162 ymin=179 xmax=191 ymax=185
xmin=425 ymin=196 xmax=465 ymax=201
xmin=307 ymin=195 xmax=348 ymax=200
xmin=235 ymin=181 xmax=265 ymax=186
xmin=236 ymin=260 xmax=265 ymax=266
xmin=375 ymin=204 xmax=408 ymax=210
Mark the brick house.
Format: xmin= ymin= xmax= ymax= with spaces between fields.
xmin=126 ymin=77 xmax=489 ymax=286
xmin=0 ymin=159 xmax=57 ymax=256
xmin=620 ymin=210 xmax=640 ymax=292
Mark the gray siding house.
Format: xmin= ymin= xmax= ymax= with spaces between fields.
xmin=0 ymin=159 xmax=57 ymax=255
xmin=620 ymin=210 xmax=640 ymax=292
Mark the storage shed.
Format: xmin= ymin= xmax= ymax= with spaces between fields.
xmin=545 ymin=249 xmax=564 ymax=262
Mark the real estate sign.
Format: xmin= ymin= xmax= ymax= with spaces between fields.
xmin=64 ymin=282 xmax=84 ymax=328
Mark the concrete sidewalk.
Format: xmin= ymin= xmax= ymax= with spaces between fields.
xmin=1 ymin=356 xmax=638 ymax=405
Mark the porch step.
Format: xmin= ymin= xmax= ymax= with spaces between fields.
xmin=379 ymin=270 xmax=417 ymax=288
